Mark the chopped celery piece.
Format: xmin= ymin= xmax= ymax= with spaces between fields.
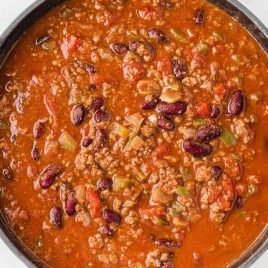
xmin=195 ymin=42 xmax=209 ymax=54
xmin=220 ymin=128 xmax=236 ymax=147
xmin=113 ymin=175 xmax=132 ymax=191
xmin=59 ymin=131 xmax=77 ymax=152
xmin=170 ymin=28 xmax=189 ymax=44
xmin=180 ymin=166 xmax=191 ymax=180
xmin=173 ymin=186 xmax=190 ymax=196
xmin=0 ymin=119 xmax=8 ymax=130
xmin=193 ymin=118 xmax=206 ymax=128
xmin=153 ymin=215 xmax=169 ymax=226
xmin=213 ymin=31 xmax=225 ymax=41
xmin=133 ymin=167 xmax=146 ymax=182
xmin=61 ymin=8 xmax=74 ymax=18
xmin=113 ymin=123 xmax=130 ymax=138
xmin=160 ymin=90 xmax=181 ymax=103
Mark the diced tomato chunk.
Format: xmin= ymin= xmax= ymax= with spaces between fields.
xmin=152 ymin=144 xmax=169 ymax=158
xmin=86 ymin=188 xmax=101 ymax=218
xmin=196 ymin=102 xmax=211 ymax=117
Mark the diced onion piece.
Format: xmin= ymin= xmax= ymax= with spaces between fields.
xmin=113 ymin=175 xmax=132 ymax=191
xmin=148 ymin=114 xmax=157 ymax=126
xmin=173 ymin=186 xmax=190 ymax=196
xmin=160 ymin=89 xmax=181 ymax=103
xmin=126 ymin=113 xmax=144 ymax=129
xmin=128 ymin=136 xmax=145 ymax=150
xmin=59 ymin=131 xmax=77 ymax=152
xmin=113 ymin=123 xmax=130 ymax=138
xmin=170 ymin=28 xmax=189 ymax=44
xmin=220 ymin=128 xmax=236 ymax=147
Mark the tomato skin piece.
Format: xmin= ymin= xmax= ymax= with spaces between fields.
xmin=86 ymin=188 xmax=101 ymax=218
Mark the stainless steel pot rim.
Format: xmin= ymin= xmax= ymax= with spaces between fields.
xmin=0 ymin=1 xmax=267 ymax=267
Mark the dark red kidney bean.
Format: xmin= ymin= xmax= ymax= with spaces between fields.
xmin=71 ymin=104 xmax=86 ymax=126
xmin=65 ymin=193 xmax=77 ymax=216
xmin=227 ymin=90 xmax=245 ymax=116
xmin=100 ymin=225 xmax=113 ymax=236
xmin=183 ymin=139 xmax=213 ymax=157
xmin=94 ymin=129 xmax=108 ymax=152
xmin=103 ymin=209 xmax=121 ymax=224
xmin=112 ymin=43 xmax=128 ymax=55
xmin=211 ymin=165 xmax=223 ymax=180
xmin=31 ymin=146 xmax=40 ymax=161
xmin=85 ymin=64 xmax=96 ymax=74
xmin=196 ymin=125 xmax=222 ymax=142
xmin=172 ymin=59 xmax=187 ymax=81
xmin=50 ymin=207 xmax=63 ymax=229
xmin=94 ymin=110 xmax=108 ymax=123
xmin=210 ymin=105 xmax=220 ymax=119
xmin=157 ymin=101 xmax=188 ymax=116
xmin=35 ymin=34 xmax=51 ymax=46
xmin=39 ymin=164 xmax=63 ymax=189
xmin=2 ymin=167 xmax=14 ymax=181
xmin=160 ymin=0 xmax=174 ymax=8
xmin=141 ymin=98 xmax=159 ymax=110
xmin=33 ymin=121 xmax=45 ymax=139
xmin=92 ymin=96 xmax=104 ymax=110
xmin=88 ymin=84 xmax=97 ymax=91
xmin=154 ymin=239 xmax=181 ymax=248
xmin=97 ymin=178 xmax=113 ymax=191
xmin=193 ymin=8 xmax=205 ymax=26
xmin=157 ymin=115 xmax=175 ymax=131
xmin=82 ymin=137 xmax=93 ymax=147
xmin=148 ymin=28 xmax=170 ymax=44
xmin=161 ymin=261 xmax=174 ymax=268
xmin=235 ymin=196 xmax=244 ymax=209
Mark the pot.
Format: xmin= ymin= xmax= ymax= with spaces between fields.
xmin=0 ymin=0 xmax=267 ymax=267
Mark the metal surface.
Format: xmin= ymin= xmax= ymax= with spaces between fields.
xmin=0 ymin=0 xmax=267 ymax=267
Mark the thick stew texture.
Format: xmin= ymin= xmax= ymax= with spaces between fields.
xmin=0 ymin=0 xmax=268 ymax=267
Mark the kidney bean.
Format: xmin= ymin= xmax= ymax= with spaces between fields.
xmin=103 ymin=209 xmax=121 ymax=224
xmin=193 ymin=8 xmax=205 ymax=26
xmin=50 ymin=207 xmax=63 ymax=229
xmin=100 ymin=225 xmax=113 ymax=236
xmin=172 ymin=59 xmax=187 ymax=81
xmin=154 ymin=239 xmax=181 ymax=248
xmin=235 ymin=196 xmax=244 ymax=209
xmin=183 ymin=139 xmax=213 ymax=157
xmin=2 ymin=167 xmax=14 ymax=181
xmin=211 ymin=165 xmax=223 ymax=180
xmin=35 ymin=34 xmax=51 ymax=46
xmin=157 ymin=115 xmax=175 ymax=130
xmin=85 ymin=64 xmax=96 ymax=74
xmin=65 ymin=193 xmax=77 ymax=216
xmin=148 ymin=28 xmax=170 ymax=44
xmin=161 ymin=261 xmax=174 ymax=268
xmin=94 ymin=110 xmax=108 ymax=123
xmin=160 ymin=0 xmax=174 ymax=8
xmin=71 ymin=104 xmax=86 ymax=126
xmin=157 ymin=101 xmax=188 ymax=116
xmin=112 ymin=43 xmax=128 ymax=55
xmin=91 ymin=96 xmax=104 ymax=110
xmin=82 ymin=137 xmax=93 ymax=147
xmin=97 ymin=178 xmax=113 ymax=191
xmin=141 ymin=98 xmax=159 ymax=110
xmin=31 ymin=146 xmax=40 ymax=161
xmin=33 ymin=121 xmax=45 ymax=139
xmin=39 ymin=164 xmax=63 ymax=189
xmin=196 ymin=125 xmax=222 ymax=142
xmin=227 ymin=90 xmax=245 ymax=116
xmin=210 ymin=105 xmax=220 ymax=118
